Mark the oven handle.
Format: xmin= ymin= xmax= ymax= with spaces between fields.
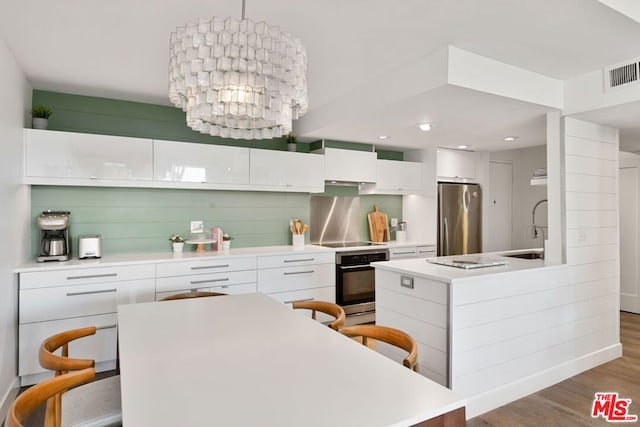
xmin=338 ymin=264 xmax=374 ymax=270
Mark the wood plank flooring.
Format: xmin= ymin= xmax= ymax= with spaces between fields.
xmin=468 ymin=311 xmax=640 ymax=426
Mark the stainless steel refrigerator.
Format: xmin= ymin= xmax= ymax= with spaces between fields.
xmin=437 ymin=182 xmax=482 ymax=256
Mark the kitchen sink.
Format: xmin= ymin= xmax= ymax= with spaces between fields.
xmin=502 ymin=251 xmax=543 ymax=260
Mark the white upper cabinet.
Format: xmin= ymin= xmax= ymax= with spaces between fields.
xmin=323 ymin=148 xmax=377 ymax=183
xmin=249 ymin=149 xmax=325 ymax=192
xmin=153 ymin=140 xmax=250 ymax=188
xmin=24 ymin=129 xmax=153 ymax=185
xmin=436 ymin=148 xmax=476 ymax=180
xmin=360 ymin=159 xmax=422 ymax=195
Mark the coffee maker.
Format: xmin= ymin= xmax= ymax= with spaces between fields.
xmin=37 ymin=211 xmax=71 ymax=262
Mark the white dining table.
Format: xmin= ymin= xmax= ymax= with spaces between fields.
xmin=117 ymin=293 xmax=465 ymax=427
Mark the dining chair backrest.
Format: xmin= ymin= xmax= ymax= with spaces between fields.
xmin=161 ymin=291 xmax=227 ymax=301
xmin=339 ymin=324 xmax=419 ymax=372
xmin=5 ymin=368 xmax=95 ymax=427
xmin=39 ymin=326 xmax=97 ymax=375
xmin=292 ymin=300 xmax=346 ymax=330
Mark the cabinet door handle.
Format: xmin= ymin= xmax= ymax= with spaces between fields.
xmin=284 ymin=297 xmax=314 ymax=304
xmin=283 ymin=270 xmax=314 ymax=275
xmin=67 ymin=273 xmax=118 ymax=280
xmin=283 ymin=258 xmax=314 ymax=263
xmin=393 ymin=251 xmax=416 ymax=255
xmin=96 ymin=324 xmax=117 ymax=330
xmin=190 ymin=278 xmax=229 ymax=285
xmin=66 ymin=288 xmax=117 ymax=297
xmin=191 ymin=264 xmax=230 ymax=270
xmin=90 ymin=176 xmax=98 ymax=180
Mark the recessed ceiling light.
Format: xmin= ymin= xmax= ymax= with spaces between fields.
xmin=504 ymin=136 xmax=519 ymax=142
xmin=458 ymin=145 xmax=469 ymax=149
xmin=418 ymin=123 xmax=432 ymax=132
xmin=377 ymin=135 xmax=390 ymax=140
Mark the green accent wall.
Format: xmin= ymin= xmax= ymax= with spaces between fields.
xmin=29 ymin=91 xmax=404 ymax=255
xmin=31 ymin=186 xmax=401 ymax=256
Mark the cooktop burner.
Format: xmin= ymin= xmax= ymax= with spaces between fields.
xmin=319 ymin=241 xmax=378 ymax=248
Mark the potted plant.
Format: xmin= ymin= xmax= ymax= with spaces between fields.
xmin=286 ymin=133 xmax=297 ymax=152
xmin=30 ymin=105 xmax=53 ymax=130
xmin=169 ymin=234 xmax=185 ymax=253
xmin=222 ymin=233 xmax=234 ymax=251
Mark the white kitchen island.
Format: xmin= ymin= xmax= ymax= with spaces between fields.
xmin=118 ymin=293 xmax=466 ymax=427
xmin=373 ymin=253 xmax=622 ymax=418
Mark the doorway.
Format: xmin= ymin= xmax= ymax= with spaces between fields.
xmin=487 ymin=161 xmax=513 ymax=252
xmin=620 ymin=152 xmax=640 ymax=314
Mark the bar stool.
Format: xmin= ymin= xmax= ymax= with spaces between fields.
xmin=292 ymin=300 xmax=346 ymax=330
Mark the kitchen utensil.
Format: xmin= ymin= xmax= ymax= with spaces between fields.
xmin=367 ymin=205 xmax=390 ymax=243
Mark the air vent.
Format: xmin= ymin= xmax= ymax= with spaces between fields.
xmin=604 ymin=58 xmax=640 ymax=92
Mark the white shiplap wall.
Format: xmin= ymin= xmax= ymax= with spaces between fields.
xmin=448 ymin=117 xmax=621 ymax=417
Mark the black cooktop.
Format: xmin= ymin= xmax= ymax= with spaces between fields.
xmin=319 ymin=241 xmax=377 ymax=248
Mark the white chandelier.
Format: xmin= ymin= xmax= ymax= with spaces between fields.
xmin=168 ymin=0 xmax=308 ymax=140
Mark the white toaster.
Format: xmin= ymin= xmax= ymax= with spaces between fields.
xmin=78 ymin=234 xmax=102 ymax=259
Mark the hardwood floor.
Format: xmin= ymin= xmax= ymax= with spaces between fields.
xmin=468 ymin=311 xmax=640 ymax=426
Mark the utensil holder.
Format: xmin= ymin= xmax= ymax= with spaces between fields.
xmin=292 ymin=234 xmax=305 ymax=248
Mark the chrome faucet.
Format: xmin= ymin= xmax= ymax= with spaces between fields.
xmin=531 ymin=199 xmax=548 ymax=260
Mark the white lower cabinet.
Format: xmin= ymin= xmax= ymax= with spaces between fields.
xmin=18 ymin=264 xmax=155 ymax=385
xmin=257 ymin=253 xmax=336 ymax=321
xmin=389 ymin=245 xmax=436 ymax=259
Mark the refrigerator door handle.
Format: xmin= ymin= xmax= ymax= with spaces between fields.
xmin=443 ymin=217 xmax=449 ymax=256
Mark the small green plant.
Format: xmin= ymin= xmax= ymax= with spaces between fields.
xmin=222 ymin=233 xmax=234 ymax=241
xmin=286 ymin=133 xmax=296 ymax=144
xmin=30 ymin=105 xmax=53 ymax=119
xmin=169 ymin=234 xmax=184 ymax=243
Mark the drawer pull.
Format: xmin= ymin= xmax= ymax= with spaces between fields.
xmin=191 ymin=264 xmax=230 ymax=270
xmin=190 ymin=278 xmax=229 ymax=285
xmin=283 ymin=270 xmax=314 ymax=275
xmin=220 ymin=285 xmax=229 ymax=289
xmin=283 ymin=258 xmax=314 ymax=263
xmin=284 ymin=298 xmax=315 ymax=304
xmin=66 ymin=288 xmax=117 ymax=297
xmin=66 ymin=273 xmax=118 ymax=280
xmin=90 ymin=176 xmax=98 ymax=180
xmin=96 ymin=324 xmax=117 ymax=330
xmin=393 ymin=251 xmax=416 ymax=255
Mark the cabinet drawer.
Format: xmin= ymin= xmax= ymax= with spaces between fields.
xmin=156 ymin=256 xmax=256 ymax=277
xmin=156 ymin=270 xmax=256 ymax=293
xmin=266 ymin=286 xmax=335 ymax=306
xmin=376 ymin=269 xmax=448 ymax=304
xmin=156 ymin=282 xmax=257 ymax=301
xmin=19 ymin=313 xmax=118 ymax=376
xmin=20 ymin=279 xmax=155 ymax=324
xmin=389 ymin=247 xmax=418 ymax=259
xmin=417 ymin=246 xmax=436 ymax=258
xmin=20 ymin=264 xmax=155 ymax=289
xmin=257 ymin=251 xmax=334 ymax=269
xmin=258 ymin=263 xmax=334 ymax=294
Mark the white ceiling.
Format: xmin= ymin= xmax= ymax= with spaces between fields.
xmin=2 ymin=0 xmax=640 ymax=151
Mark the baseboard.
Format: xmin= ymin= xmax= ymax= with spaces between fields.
xmin=465 ymin=343 xmax=622 ymax=419
xmin=0 ymin=376 xmax=20 ymax=425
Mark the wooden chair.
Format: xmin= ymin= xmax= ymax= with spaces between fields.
xmin=339 ymin=324 xmax=419 ymax=372
xmin=6 ymin=368 xmax=95 ymax=427
xmin=161 ymin=291 xmax=227 ymax=301
xmin=39 ymin=327 xmax=122 ymax=427
xmin=292 ymin=300 xmax=346 ymax=330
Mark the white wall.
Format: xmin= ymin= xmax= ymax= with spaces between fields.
xmin=490 ymin=145 xmax=548 ymax=250
xmin=0 ymin=39 xmax=31 ymax=420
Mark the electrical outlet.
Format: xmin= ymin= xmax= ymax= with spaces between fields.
xmin=390 ymin=218 xmax=399 ymax=227
xmin=190 ymin=220 xmax=204 ymax=233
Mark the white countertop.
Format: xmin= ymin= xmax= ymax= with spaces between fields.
xmin=373 ymin=249 xmax=566 ymax=283
xmin=15 ymin=241 xmax=435 ymax=272
xmin=117 ymin=293 xmax=465 ymax=427
xmin=14 ymin=245 xmax=335 ymax=273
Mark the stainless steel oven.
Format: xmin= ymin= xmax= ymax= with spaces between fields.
xmin=336 ymin=249 xmax=389 ymax=324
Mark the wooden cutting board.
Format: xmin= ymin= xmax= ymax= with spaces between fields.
xmin=368 ymin=205 xmax=390 ymax=243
